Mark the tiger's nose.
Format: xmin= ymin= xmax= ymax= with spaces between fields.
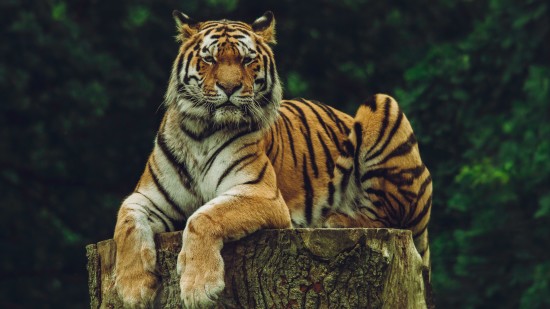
xmin=216 ymin=82 xmax=242 ymax=96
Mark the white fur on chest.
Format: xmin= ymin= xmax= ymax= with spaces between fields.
xmin=160 ymin=125 xmax=261 ymax=211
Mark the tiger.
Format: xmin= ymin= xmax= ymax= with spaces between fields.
xmin=113 ymin=10 xmax=432 ymax=308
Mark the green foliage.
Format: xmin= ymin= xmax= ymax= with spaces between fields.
xmin=285 ymin=71 xmax=309 ymax=98
xmin=125 ymin=5 xmax=151 ymax=28
xmin=1 ymin=0 xmax=549 ymax=307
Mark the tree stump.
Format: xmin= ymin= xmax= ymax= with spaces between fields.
xmin=86 ymin=228 xmax=432 ymax=308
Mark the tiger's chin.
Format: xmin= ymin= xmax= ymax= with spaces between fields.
xmin=211 ymin=102 xmax=278 ymax=131
xmin=212 ymin=107 xmax=253 ymax=128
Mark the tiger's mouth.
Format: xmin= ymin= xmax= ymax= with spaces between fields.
xmin=217 ymin=101 xmax=238 ymax=109
xmin=211 ymin=100 xmax=252 ymax=126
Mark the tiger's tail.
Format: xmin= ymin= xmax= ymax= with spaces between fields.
xmin=330 ymin=94 xmax=432 ymax=270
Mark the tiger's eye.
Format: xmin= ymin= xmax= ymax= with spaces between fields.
xmin=203 ymin=56 xmax=215 ymax=64
xmin=243 ymin=56 xmax=254 ymax=64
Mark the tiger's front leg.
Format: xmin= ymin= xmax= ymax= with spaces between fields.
xmin=113 ymin=193 xmax=171 ymax=308
xmin=177 ymin=164 xmax=291 ymax=308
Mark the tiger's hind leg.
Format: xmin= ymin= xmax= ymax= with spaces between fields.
xmin=326 ymin=94 xmax=432 ymax=269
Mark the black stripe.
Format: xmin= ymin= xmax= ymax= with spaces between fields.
xmin=365 ymin=188 xmax=399 ymax=226
xmin=272 ymin=138 xmax=280 ymax=163
xmin=365 ymin=188 xmax=388 ymax=201
xmin=262 ymin=54 xmax=269 ymax=85
xmin=336 ymin=163 xmax=352 ymax=192
xmin=255 ymin=78 xmax=266 ymax=89
xmin=183 ymin=51 xmax=195 ymax=84
xmin=208 ymin=40 xmax=219 ymax=48
xmin=398 ymin=187 xmax=419 ymax=204
xmin=405 ymin=176 xmax=432 ymax=227
xmin=310 ymin=100 xmax=350 ymax=134
xmin=243 ymin=161 xmax=269 ymax=185
xmin=301 ymin=129 xmax=318 ymax=178
xmin=180 ymin=121 xmax=218 ymax=141
xmin=258 ymin=89 xmax=274 ymax=107
xmin=362 ymin=165 xmax=425 ymax=188
xmin=146 ymin=164 xmax=186 ymax=219
xmin=317 ymin=132 xmax=334 ymax=178
xmin=342 ymin=140 xmax=354 ymax=157
xmin=358 ymin=206 xmax=391 ymax=226
xmin=147 ymin=208 xmax=171 ymax=231
xmin=383 ymin=196 xmax=400 ymax=224
xmin=280 ymin=103 xmax=298 ymax=116
xmin=200 ymin=23 xmax=218 ymax=31
xmin=413 ymin=220 xmax=429 ymax=239
xmin=353 ymin=122 xmax=363 ymax=186
xmin=279 ymin=110 xmax=295 ymax=129
xmin=177 ymin=84 xmax=185 ymax=93
xmin=364 ymin=97 xmax=391 ymax=157
xmin=387 ymin=191 xmax=406 ymax=222
xmin=156 ymin=132 xmax=195 ymax=192
xmin=361 ymin=167 xmax=417 ymax=187
xmin=297 ymin=98 xmax=332 ymax=138
xmin=327 ymin=182 xmax=335 ymax=206
xmin=364 ymin=108 xmax=404 ymax=162
xmin=268 ymin=55 xmax=275 ymax=87
xmin=302 ymin=154 xmax=314 ymax=224
xmin=280 ymin=113 xmax=297 ymax=166
xmin=194 ymin=56 xmax=202 ymax=73
xmin=133 ymin=192 xmax=172 ymax=231
xmin=266 ymin=129 xmax=275 ymax=157
xmin=236 ymin=141 xmax=258 ymax=152
xmin=326 ymin=124 xmax=345 ymax=156
xmin=401 ymin=164 xmax=427 ymax=178
xmin=203 ymin=130 xmax=254 ymax=175
xmin=235 ymin=155 xmax=259 ymax=174
xmin=321 ymin=207 xmax=331 ymax=217
xmin=285 ymin=101 xmax=318 ymax=177
xmin=377 ymin=133 xmax=417 ymax=165
xmin=362 ymin=95 xmax=378 ymax=111
xmin=216 ymin=153 xmax=257 ymax=189
xmin=275 ymin=121 xmax=285 ymax=165
xmin=257 ymin=89 xmax=274 ymax=108
xmin=176 ymin=53 xmax=184 ymax=83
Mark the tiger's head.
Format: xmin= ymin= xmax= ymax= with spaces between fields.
xmin=165 ymin=11 xmax=282 ymax=132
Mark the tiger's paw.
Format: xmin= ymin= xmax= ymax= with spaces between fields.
xmin=114 ymin=243 xmax=160 ymax=308
xmin=177 ymin=235 xmax=225 ymax=308
xmin=115 ymin=267 xmax=160 ymax=308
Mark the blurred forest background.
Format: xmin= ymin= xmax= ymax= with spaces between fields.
xmin=1 ymin=0 xmax=549 ymax=308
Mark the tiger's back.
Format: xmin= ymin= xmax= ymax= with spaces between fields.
xmin=264 ymin=97 xmax=432 ymax=267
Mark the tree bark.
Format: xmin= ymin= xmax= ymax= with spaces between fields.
xmin=86 ymin=228 xmax=433 ymax=308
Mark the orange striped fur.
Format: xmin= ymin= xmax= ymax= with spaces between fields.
xmin=113 ymin=11 xmax=432 ymax=308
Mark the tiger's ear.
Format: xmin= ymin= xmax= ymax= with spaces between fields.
xmin=172 ymin=10 xmax=200 ymax=42
xmin=251 ymin=11 xmax=276 ymax=44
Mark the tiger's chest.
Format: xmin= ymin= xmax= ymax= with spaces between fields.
xmin=160 ymin=99 xmax=354 ymax=227
xmin=159 ymin=127 xmax=265 ymax=208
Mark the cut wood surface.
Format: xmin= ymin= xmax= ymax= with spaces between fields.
xmin=86 ymin=228 xmax=433 ymax=308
